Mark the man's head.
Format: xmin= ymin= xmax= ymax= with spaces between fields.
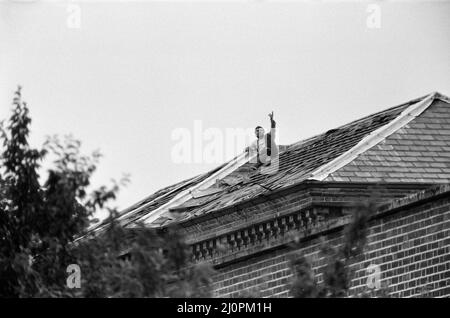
xmin=255 ymin=126 xmax=265 ymax=139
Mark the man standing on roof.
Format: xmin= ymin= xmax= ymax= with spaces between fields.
xmin=245 ymin=111 xmax=279 ymax=174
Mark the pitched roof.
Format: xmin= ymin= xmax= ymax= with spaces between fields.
xmin=113 ymin=92 xmax=449 ymax=229
xmin=325 ymin=95 xmax=450 ymax=183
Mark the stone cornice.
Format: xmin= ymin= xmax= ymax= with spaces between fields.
xmin=177 ymin=182 xmax=429 ymax=229
xmin=189 ymin=184 xmax=449 ymax=267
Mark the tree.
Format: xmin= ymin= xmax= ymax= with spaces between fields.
xmin=0 ymin=86 xmax=214 ymax=297
xmin=0 ymin=86 xmax=46 ymax=297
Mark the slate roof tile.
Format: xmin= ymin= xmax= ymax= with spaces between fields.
xmin=328 ymin=97 xmax=450 ymax=183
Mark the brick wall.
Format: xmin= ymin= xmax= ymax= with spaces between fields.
xmin=209 ymin=185 xmax=450 ymax=298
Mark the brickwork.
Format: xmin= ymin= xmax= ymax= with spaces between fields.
xmin=206 ymin=185 xmax=450 ymax=298
xmin=117 ymin=94 xmax=450 ymax=298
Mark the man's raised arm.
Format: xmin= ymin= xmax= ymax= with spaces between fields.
xmin=269 ymin=111 xmax=276 ymax=139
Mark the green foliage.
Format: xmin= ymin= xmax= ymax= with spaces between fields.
xmin=0 ymin=87 xmax=214 ymax=297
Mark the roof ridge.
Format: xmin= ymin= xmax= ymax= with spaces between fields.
xmin=432 ymin=91 xmax=450 ymax=103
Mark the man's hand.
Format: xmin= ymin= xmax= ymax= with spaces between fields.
xmin=268 ymin=111 xmax=275 ymax=128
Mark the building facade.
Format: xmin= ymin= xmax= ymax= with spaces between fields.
xmin=117 ymin=92 xmax=450 ymax=297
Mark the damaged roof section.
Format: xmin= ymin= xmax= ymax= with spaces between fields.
xmin=108 ymin=92 xmax=449 ymax=230
xmin=116 ymin=163 xmax=227 ymax=226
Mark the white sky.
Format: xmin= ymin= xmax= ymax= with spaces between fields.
xmin=1 ymin=0 xmax=449 ymax=221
